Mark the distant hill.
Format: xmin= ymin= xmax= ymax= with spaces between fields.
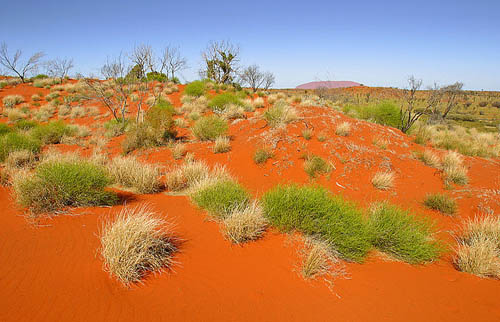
xmin=296 ymin=81 xmax=361 ymax=89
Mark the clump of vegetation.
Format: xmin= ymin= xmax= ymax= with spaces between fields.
xmin=13 ymin=159 xmax=117 ymax=214
xmin=371 ymin=171 xmax=394 ymax=190
xmin=5 ymin=150 xmax=37 ymax=170
xmin=213 ymin=136 xmax=231 ymax=153
xmin=222 ymin=201 xmax=267 ymax=244
xmin=31 ymin=121 xmax=76 ymax=144
xmin=100 ymin=205 xmax=177 ymax=286
xmin=261 ymin=184 xmax=372 ymax=262
xmin=0 ymin=132 xmax=41 ymax=162
xmin=208 ymin=92 xmax=243 ymax=112
xmin=104 ymin=118 xmax=129 ymax=137
xmin=424 ymin=193 xmax=457 ymax=216
xmin=343 ymin=101 xmax=400 ymax=128
xmin=165 ymin=160 xmax=230 ymax=192
xmin=301 ymin=238 xmax=340 ymax=279
xmin=2 ymin=95 xmax=24 ymax=108
xmin=263 ymin=101 xmax=298 ymax=128
xmin=253 ymin=147 xmax=273 ymax=164
xmin=454 ymin=215 xmax=500 ymax=278
xmin=108 ymin=156 xmax=162 ymax=194
xmin=442 ymin=151 xmax=468 ymax=185
xmin=416 ymin=150 xmax=441 ymax=168
xmin=302 ymin=128 xmax=312 ymax=140
xmin=14 ymin=119 xmax=38 ymax=131
xmin=171 ymin=143 xmax=186 ymax=160
xmin=335 ymin=121 xmax=351 ymax=136
xmin=303 ymin=155 xmax=332 ymax=178
xmin=184 ymin=80 xmax=206 ymax=97
xmin=368 ymin=203 xmax=443 ymax=264
xmin=192 ymin=115 xmax=228 ymax=141
xmin=0 ymin=123 xmax=12 ymax=136
xmin=191 ymin=179 xmax=250 ymax=218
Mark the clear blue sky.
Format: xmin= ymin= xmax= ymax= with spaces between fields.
xmin=1 ymin=0 xmax=499 ymax=90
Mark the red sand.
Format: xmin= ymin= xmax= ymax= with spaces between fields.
xmin=1 ymin=82 xmax=500 ymax=321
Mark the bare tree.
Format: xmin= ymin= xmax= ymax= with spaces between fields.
xmin=0 ymin=42 xmax=44 ymax=82
xmin=440 ymin=82 xmax=464 ymax=119
xmin=45 ymin=57 xmax=74 ymax=82
xmin=240 ymin=65 xmax=266 ymax=92
xmin=263 ymin=71 xmax=275 ymax=90
xmin=399 ymin=76 xmax=424 ymax=133
xmin=201 ymin=40 xmax=239 ymax=84
xmin=130 ymin=44 xmax=155 ymax=78
xmin=159 ymin=46 xmax=187 ymax=81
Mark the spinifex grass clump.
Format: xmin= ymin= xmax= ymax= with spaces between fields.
xmin=184 ymin=80 xmax=206 ymax=97
xmin=261 ymin=184 xmax=371 ymax=262
xmin=208 ymin=93 xmax=243 ymax=112
xmin=192 ymin=115 xmax=228 ymax=141
xmin=191 ymin=179 xmax=250 ymax=218
xmin=100 ymin=205 xmax=177 ymax=286
xmin=368 ymin=203 xmax=443 ymax=264
xmin=31 ymin=120 xmax=76 ymax=144
xmin=0 ymin=132 xmax=41 ymax=162
xmin=13 ymin=159 xmax=117 ymax=214
xmin=262 ymin=101 xmax=298 ymax=128
xmin=303 ymin=155 xmax=332 ymax=178
xmin=253 ymin=147 xmax=273 ymax=164
xmin=108 ymin=156 xmax=162 ymax=194
xmin=424 ymin=193 xmax=457 ymax=216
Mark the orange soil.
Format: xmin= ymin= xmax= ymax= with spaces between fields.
xmin=1 ymin=82 xmax=500 ymax=321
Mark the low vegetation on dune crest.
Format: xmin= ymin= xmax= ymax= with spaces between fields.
xmin=454 ymin=215 xmax=500 ymax=278
xmin=335 ymin=121 xmax=351 ymax=136
xmin=2 ymin=94 xmax=24 ymax=108
xmin=368 ymin=203 xmax=443 ymax=264
xmin=192 ymin=115 xmax=228 ymax=141
xmin=371 ymin=171 xmax=394 ymax=190
xmin=442 ymin=151 xmax=468 ymax=185
xmin=262 ymin=185 xmax=372 ymax=262
xmin=424 ymin=193 xmax=457 ymax=216
xmin=165 ymin=160 xmax=230 ymax=192
xmin=303 ymin=154 xmax=332 ymax=178
xmin=416 ymin=150 xmax=441 ymax=168
xmin=253 ymin=147 xmax=273 ymax=164
xmin=100 ymin=205 xmax=177 ymax=286
xmin=301 ymin=238 xmax=341 ymax=279
xmin=0 ymin=132 xmax=41 ymax=162
xmin=191 ymin=179 xmax=250 ymax=218
xmin=13 ymin=159 xmax=117 ymax=215
xmin=222 ymin=201 xmax=268 ymax=244
xmin=213 ymin=136 xmax=231 ymax=153
xmin=108 ymin=156 xmax=162 ymax=194
xmin=263 ymin=101 xmax=298 ymax=128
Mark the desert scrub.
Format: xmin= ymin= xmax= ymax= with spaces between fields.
xmin=454 ymin=216 xmax=500 ymax=278
xmin=263 ymin=101 xmax=298 ymax=128
xmin=5 ymin=150 xmax=37 ymax=170
xmin=30 ymin=121 xmax=76 ymax=144
xmin=301 ymin=238 xmax=340 ymax=279
xmin=261 ymin=184 xmax=372 ymax=262
xmin=368 ymin=203 xmax=443 ymax=264
xmin=192 ymin=115 xmax=228 ymax=141
xmin=416 ymin=150 xmax=441 ymax=168
xmin=253 ymin=147 xmax=273 ymax=164
xmin=222 ymin=201 xmax=267 ymax=244
xmin=371 ymin=171 xmax=394 ymax=190
xmin=2 ymin=95 xmax=24 ymax=107
xmin=0 ymin=133 xmax=41 ymax=162
xmin=14 ymin=119 xmax=38 ymax=131
xmin=108 ymin=156 xmax=162 ymax=194
xmin=0 ymin=123 xmax=12 ymax=136
xmin=165 ymin=160 xmax=230 ymax=192
xmin=100 ymin=205 xmax=177 ymax=285
xmin=208 ymin=93 xmax=243 ymax=112
xmin=304 ymin=155 xmax=332 ymax=178
xmin=191 ymin=179 xmax=250 ymax=219
xmin=13 ymin=159 xmax=117 ymax=214
xmin=171 ymin=143 xmax=186 ymax=160
xmin=213 ymin=136 xmax=231 ymax=153
xmin=424 ymin=193 xmax=457 ymax=216
xmin=335 ymin=121 xmax=351 ymax=136
xmin=442 ymin=151 xmax=468 ymax=185
xmin=342 ymin=101 xmax=400 ymax=128
xmin=302 ymin=128 xmax=313 ymax=140
xmin=183 ymin=80 xmax=206 ymax=97
xmin=104 ymin=118 xmax=129 ymax=137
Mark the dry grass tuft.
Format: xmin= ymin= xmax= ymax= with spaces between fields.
xmin=5 ymin=150 xmax=37 ymax=170
xmin=222 ymin=201 xmax=267 ymax=244
xmin=454 ymin=215 xmax=500 ymax=278
xmin=2 ymin=95 xmax=24 ymax=107
xmin=418 ymin=150 xmax=441 ymax=168
xmin=372 ymin=171 xmax=395 ymax=190
xmin=165 ymin=160 xmax=230 ymax=193
xmin=301 ymin=238 xmax=341 ymax=279
xmin=335 ymin=121 xmax=351 ymax=136
xmin=171 ymin=143 xmax=186 ymax=160
xmin=100 ymin=205 xmax=177 ymax=286
xmin=108 ymin=156 xmax=162 ymax=194
xmin=213 ymin=136 xmax=231 ymax=153
xmin=442 ymin=151 xmax=468 ymax=185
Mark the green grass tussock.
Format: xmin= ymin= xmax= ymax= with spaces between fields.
xmin=0 ymin=132 xmax=42 ymax=162
xmin=192 ymin=115 xmax=228 ymax=141
xmin=191 ymin=179 xmax=250 ymax=218
xmin=424 ymin=193 xmax=457 ymax=216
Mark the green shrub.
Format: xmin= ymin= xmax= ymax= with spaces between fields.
xmin=368 ymin=203 xmax=443 ymax=264
xmin=122 ymin=103 xmax=177 ymax=153
xmin=14 ymin=160 xmax=117 ymax=214
xmin=184 ymin=80 xmax=206 ymax=97
xmin=0 ymin=123 xmax=11 ymax=136
xmin=191 ymin=180 xmax=250 ymax=218
xmin=192 ymin=115 xmax=228 ymax=141
xmin=253 ymin=148 xmax=273 ymax=164
xmin=424 ymin=193 xmax=457 ymax=216
xmin=262 ymin=101 xmax=297 ymax=128
xmin=31 ymin=121 xmax=76 ymax=144
xmin=146 ymin=72 xmax=168 ymax=82
xmin=14 ymin=119 xmax=38 ymax=131
xmin=343 ymin=101 xmax=400 ymax=128
xmin=208 ymin=93 xmax=243 ymax=112
xmin=104 ymin=118 xmax=129 ymax=137
xmin=262 ymin=184 xmax=372 ymax=262
xmin=0 ymin=133 xmax=41 ymax=162
xmin=304 ymin=155 xmax=332 ymax=178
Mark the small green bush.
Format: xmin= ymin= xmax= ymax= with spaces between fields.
xmin=253 ymin=148 xmax=273 ymax=164
xmin=343 ymin=101 xmax=400 ymax=128
xmin=14 ymin=120 xmax=38 ymax=131
xmin=208 ymin=93 xmax=243 ymax=112
xmin=192 ymin=115 xmax=228 ymax=141
xmin=191 ymin=180 xmax=250 ymax=218
xmin=0 ymin=133 xmax=41 ymax=162
xmin=14 ymin=160 xmax=117 ymax=214
xmin=31 ymin=121 xmax=76 ymax=144
xmin=146 ymin=72 xmax=168 ymax=82
xmin=184 ymin=80 xmax=206 ymax=97
xmin=304 ymin=155 xmax=331 ymax=178
xmin=104 ymin=118 xmax=129 ymax=137
xmin=262 ymin=185 xmax=372 ymax=262
xmin=0 ymin=123 xmax=11 ymax=136
xmin=369 ymin=203 xmax=443 ymax=264
xmin=424 ymin=193 xmax=457 ymax=216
